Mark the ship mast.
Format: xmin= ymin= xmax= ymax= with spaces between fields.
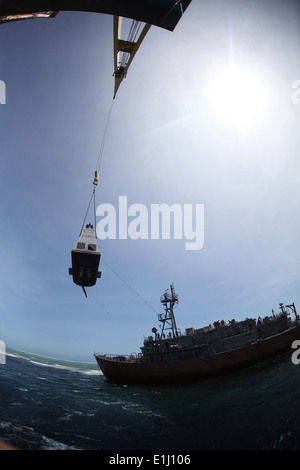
xmin=158 ymin=284 xmax=179 ymax=338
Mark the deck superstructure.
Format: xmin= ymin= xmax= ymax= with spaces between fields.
xmin=95 ymin=285 xmax=300 ymax=384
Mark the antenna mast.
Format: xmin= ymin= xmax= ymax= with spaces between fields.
xmin=158 ymin=284 xmax=179 ymax=338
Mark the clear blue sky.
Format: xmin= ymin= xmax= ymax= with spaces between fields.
xmin=1 ymin=0 xmax=300 ymax=361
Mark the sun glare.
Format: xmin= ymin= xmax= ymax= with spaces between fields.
xmin=207 ymin=65 xmax=268 ymax=130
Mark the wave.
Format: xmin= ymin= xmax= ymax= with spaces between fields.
xmin=29 ymin=360 xmax=101 ymax=375
xmin=0 ymin=420 xmax=80 ymax=450
xmin=6 ymin=348 xmax=102 ymax=376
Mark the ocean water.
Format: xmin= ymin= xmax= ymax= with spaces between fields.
xmin=1 ymin=347 xmax=300 ymax=451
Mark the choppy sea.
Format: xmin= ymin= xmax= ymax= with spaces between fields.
xmin=1 ymin=347 xmax=300 ymax=453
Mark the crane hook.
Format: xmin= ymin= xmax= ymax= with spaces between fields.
xmin=93 ymin=170 xmax=99 ymax=185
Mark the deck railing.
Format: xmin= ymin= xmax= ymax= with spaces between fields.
xmin=94 ymin=353 xmax=142 ymax=362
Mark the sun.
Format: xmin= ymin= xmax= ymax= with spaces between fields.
xmin=207 ymin=65 xmax=268 ymax=130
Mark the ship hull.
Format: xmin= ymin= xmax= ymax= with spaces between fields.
xmin=95 ymin=324 xmax=300 ymax=384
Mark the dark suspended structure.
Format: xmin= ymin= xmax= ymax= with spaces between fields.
xmin=0 ymin=0 xmax=191 ymax=296
xmin=69 ymin=224 xmax=101 ymax=298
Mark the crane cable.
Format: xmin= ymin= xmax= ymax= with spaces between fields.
xmin=80 ymin=99 xmax=114 ymax=234
xmin=80 ymin=17 xmax=148 ymax=234
xmin=94 ymin=99 xmax=115 ymax=182
xmin=79 ymin=185 xmax=96 ymax=235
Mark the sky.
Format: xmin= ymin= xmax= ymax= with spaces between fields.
xmin=0 ymin=0 xmax=300 ymax=361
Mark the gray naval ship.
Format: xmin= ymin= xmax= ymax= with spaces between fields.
xmin=94 ymin=285 xmax=300 ymax=384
